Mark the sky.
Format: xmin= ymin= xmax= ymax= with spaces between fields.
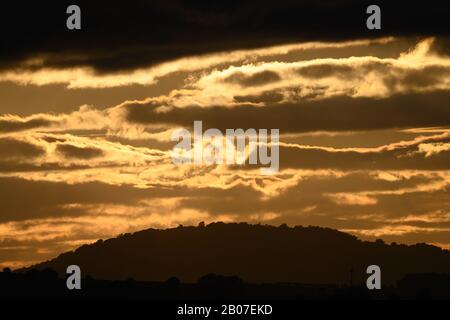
xmin=1 ymin=1 xmax=450 ymax=268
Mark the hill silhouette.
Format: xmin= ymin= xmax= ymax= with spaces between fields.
xmin=3 ymin=268 xmax=450 ymax=300
xmin=20 ymin=222 xmax=450 ymax=285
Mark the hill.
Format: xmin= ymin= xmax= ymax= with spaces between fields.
xmin=22 ymin=222 xmax=450 ymax=285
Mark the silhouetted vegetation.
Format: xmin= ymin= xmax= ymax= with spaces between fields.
xmin=1 ymin=268 xmax=449 ymax=300
xmin=19 ymin=223 xmax=450 ymax=286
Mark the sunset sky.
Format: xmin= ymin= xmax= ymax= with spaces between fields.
xmin=1 ymin=1 xmax=450 ymax=268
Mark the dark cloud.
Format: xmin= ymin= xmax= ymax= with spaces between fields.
xmin=0 ymin=176 xmax=254 ymax=223
xmin=296 ymin=64 xmax=357 ymax=79
xmin=56 ymin=144 xmax=104 ymax=159
xmin=1 ymin=1 xmax=449 ymax=73
xmin=0 ymin=117 xmax=55 ymax=133
xmin=0 ymin=138 xmax=45 ymax=160
xmin=224 ymin=71 xmax=281 ymax=87
xmin=0 ymin=177 xmax=152 ymax=223
xmin=374 ymin=189 xmax=450 ymax=219
xmin=264 ymin=61 xmax=450 ymax=89
xmin=180 ymin=172 xmax=436 ymax=217
xmin=126 ymin=91 xmax=450 ymax=132
xmin=276 ymin=136 xmax=450 ymax=171
xmin=178 ymin=171 xmax=450 ymax=236
xmin=234 ymin=91 xmax=285 ymax=104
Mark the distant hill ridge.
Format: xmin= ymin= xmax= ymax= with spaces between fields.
xmin=23 ymin=222 xmax=450 ymax=284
